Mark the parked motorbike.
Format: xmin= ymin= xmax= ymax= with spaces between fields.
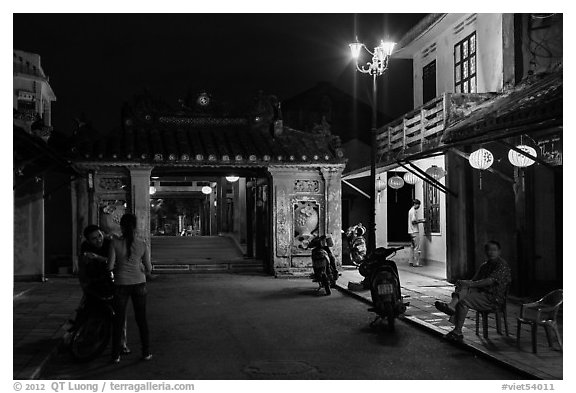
xmin=345 ymin=223 xmax=367 ymax=267
xmin=67 ymin=264 xmax=115 ymax=361
xmin=359 ymin=246 xmax=407 ymax=330
xmin=310 ymin=235 xmax=337 ymax=296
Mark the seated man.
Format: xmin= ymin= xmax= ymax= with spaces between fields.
xmin=79 ymin=225 xmax=112 ymax=297
xmin=435 ymin=240 xmax=511 ymax=342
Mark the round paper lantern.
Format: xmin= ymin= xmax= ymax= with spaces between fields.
xmin=376 ymin=176 xmax=387 ymax=192
xmin=469 ymin=148 xmax=494 ymax=170
xmin=508 ymin=145 xmax=537 ymax=167
xmin=403 ymin=172 xmax=418 ymax=185
xmin=201 ymin=186 xmax=213 ymax=195
xmin=388 ymin=175 xmax=405 ymax=189
xmin=425 ymin=165 xmax=446 ymax=180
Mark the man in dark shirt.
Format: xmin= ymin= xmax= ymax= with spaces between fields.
xmin=79 ymin=225 xmax=111 ymax=295
xmin=435 ymin=240 xmax=512 ymax=341
xmin=79 ymin=225 xmax=130 ymax=354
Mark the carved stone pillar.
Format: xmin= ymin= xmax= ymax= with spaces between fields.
xmin=321 ymin=165 xmax=345 ymax=267
xmin=268 ymin=167 xmax=294 ymax=274
xmin=75 ymin=170 xmax=90 ymax=259
xmin=128 ymin=166 xmax=153 ymax=257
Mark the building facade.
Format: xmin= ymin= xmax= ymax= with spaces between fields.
xmin=373 ymin=13 xmax=562 ymax=295
xmin=14 ymin=50 xmax=76 ymax=280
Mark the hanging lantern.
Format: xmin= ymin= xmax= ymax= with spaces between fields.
xmin=376 ymin=176 xmax=387 ymax=203
xmin=201 ymin=186 xmax=213 ymax=195
xmin=469 ymin=148 xmax=494 ymax=190
xmin=149 ymin=186 xmax=156 ymax=195
xmin=425 ymin=165 xmax=446 ymax=180
xmin=468 ymin=148 xmax=494 ymax=170
xmin=388 ymin=175 xmax=404 ymax=189
xmin=403 ymin=172 xmax=418 ymax=185
xmin=376 ymin=176 xmax=387 ymax=192
xmin=388 ymin=175 xmax=404 ymax=203
xmin=508 ymin=145 xmax=537 ymax=167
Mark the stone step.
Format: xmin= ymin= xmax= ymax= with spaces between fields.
xmin=151 ymin=260 xmax=264 ymax=274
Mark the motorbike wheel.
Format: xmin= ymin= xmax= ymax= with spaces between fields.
xmin=71 ymin=314 xmax=112 ymax=362
xmin=385 ymin=303 xmax=395 ymax=331
xmin=322 ymin=274 xmax=332 ymax=296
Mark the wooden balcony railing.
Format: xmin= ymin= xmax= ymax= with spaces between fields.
xmin=376 ymin=92 xmax=495 ymax=163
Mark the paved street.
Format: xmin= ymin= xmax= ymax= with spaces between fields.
xmin=40 ymin=273 xmax=527 ymax=380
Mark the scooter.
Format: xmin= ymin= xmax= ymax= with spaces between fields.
xmin=359 ymin=246 xmax=407 ymax=330
xmin=345 ymin=223 xmax=367 ymax=267
xmin=309 ymin=235 xmax=337 ymax=296
xmin=68 ymin=268 xmax=116 ymax=361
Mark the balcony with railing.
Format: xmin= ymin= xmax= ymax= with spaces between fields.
xmin=376 ymin=92 xmax=495 ymax=164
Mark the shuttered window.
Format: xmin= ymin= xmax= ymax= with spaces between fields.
xmin=454 ymin=32 xmax=477 ymax=94
xmin=424 ymin=181 xmax=441 ymax=234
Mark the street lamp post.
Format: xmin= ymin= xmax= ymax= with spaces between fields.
xmin=349 ymin=39 xmax=395 ymax=253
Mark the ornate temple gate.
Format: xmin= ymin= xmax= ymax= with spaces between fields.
xmin=70 ymin=92 xmax=346 ymax=276
xmin=71 ymin=162 xmax=344 ymax=276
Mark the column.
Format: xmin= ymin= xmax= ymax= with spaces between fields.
xmin=267 ymin=167 xmax=293 ymax=274
xmin=129 ymin=166 xmax=153 ymax=257
xmin=70 ymin=175 xmax=78 ymax=273
xmin=321 ymin=165 xmax=345 ymax=267
xmin=76 ymin=171 xmax=90 ymax=256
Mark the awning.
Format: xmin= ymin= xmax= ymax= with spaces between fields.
xmin=441 ymin=70 xmax=562 ymax=145
xmin=14 ymin=125 xmax=78 ymax=193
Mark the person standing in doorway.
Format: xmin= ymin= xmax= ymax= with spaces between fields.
xmin=108 ymin=213 xmax=153 ymax=363
xmin=408 ymin=199 xmax=426 ymax=267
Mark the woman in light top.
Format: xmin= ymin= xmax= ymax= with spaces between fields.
xmin=108 ymin=213 xmax=152 ymax=363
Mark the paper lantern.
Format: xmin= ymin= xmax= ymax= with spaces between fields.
xmin=508 ymin=145 xmax=537 ymax=167
xmin=376 ymin=176 xmax=387 ymax=192
xmin=149 ymin=186 xmax=156 ymax=195
xmin=388 ymin=175 xmax=405 ymax=189
xmin=201 ymin=186 xmax=213 ymax=195
xmin=403 ymin=172 xmax=418 ymax=185
xmin=425 ymin=165 xmax=446 ymax=180
xmin=469 ymin=148 xmax=494 ymax=170
xmin=376 ymin=176 xmax=386 ymax=203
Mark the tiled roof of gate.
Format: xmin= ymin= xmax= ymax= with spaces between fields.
xmin=71 ymin=118 xmax=346 ymax=166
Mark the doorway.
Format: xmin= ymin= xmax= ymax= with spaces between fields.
xmin=386 ymin=171 xmax=414 ymax=243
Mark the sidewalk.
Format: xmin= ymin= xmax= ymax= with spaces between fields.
xmin=336 ymin=262 xmax=563 ymax=380
xmin=13 ymin=277 xmax=82 ymax=380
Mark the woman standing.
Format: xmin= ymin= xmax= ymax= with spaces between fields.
xmin=108 ymin=213 xmax=152 ymax=363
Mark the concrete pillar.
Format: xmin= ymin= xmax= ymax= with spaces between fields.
xmin=216 ymin=177 xmax=223 ymax=234
xmin=71 ymin=176 xmax=78 ymax=274
xmin=128 ymin=166 xmax=153 ymax=256
xmin=238 ymin=178 xmax=247 ymax=243
xmin=321 ymin=166 xmax=345 ymax=267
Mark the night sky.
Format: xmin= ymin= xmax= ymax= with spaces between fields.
xmin=13 ymin=13 xmax=426 ymax=135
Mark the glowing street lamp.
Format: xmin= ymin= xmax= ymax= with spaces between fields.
xmin=349 ymin=38 xmax=395 ymax=252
